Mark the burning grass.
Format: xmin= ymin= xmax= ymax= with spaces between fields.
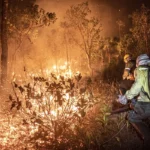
xmin=0 ymin=68 xmax=144 ymax=150
xmin=0 ymin=69 xmax=100 ymax=149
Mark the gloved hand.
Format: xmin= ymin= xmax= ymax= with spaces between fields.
xmin=117 ymin=95 xmax=127 ymax=105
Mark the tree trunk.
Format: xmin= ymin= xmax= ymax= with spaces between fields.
xmin=1 ymin=0 xmax=8 ymax=85
xmin=86 ymin=53 xmax=93 ymax=76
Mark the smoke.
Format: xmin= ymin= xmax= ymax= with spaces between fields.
xmin=36 ymin=0 xmax=123 ymax=37
xmin=31 ymin=0 xmax=122 ymax=75
xmin=8 ymin=0 xmax=137 ymax=78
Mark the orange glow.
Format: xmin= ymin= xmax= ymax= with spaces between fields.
xmin=0 ymin=62 xmax=94 ymax=148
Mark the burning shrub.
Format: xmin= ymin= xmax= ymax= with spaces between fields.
xmin=1 ymin=72 xmax=99 ymax=150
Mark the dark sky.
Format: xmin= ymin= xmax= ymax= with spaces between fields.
xmin=94 ymin=0 xmax=150 ymax=12
xmin=90 ymin=0 xmax=150 ymax=36
xmin=37 ymin=0 xmax=150 ymax=37
xmin=108 ymin=0 xmax=148 ymax=8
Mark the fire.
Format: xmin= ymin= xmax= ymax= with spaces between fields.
xmin=0 ymin=62 xmax=95 ymax=149
xmin=50 ymin=110 xmax=57 ymax=117
xmin=53 ymin=65 xmax=57 ymax=70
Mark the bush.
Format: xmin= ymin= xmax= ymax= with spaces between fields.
xmin=2 ymin=72 xmax=99 ymax=149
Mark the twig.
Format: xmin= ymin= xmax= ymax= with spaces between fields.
xmin=101 ymin=120 xmax=127 ymax=145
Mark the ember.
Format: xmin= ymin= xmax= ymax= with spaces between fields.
xmin=0 ymin=64 xmax=98 ymax=149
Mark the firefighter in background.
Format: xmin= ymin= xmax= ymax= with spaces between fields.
xmin=112 ymin=54 xmax=136 ymax=110
xmin=119 ymin=54 xmax=136 ymax=95
xmin=118 ymin=54 xmax=150 ymax=148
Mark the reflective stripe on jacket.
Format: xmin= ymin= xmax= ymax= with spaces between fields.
xmin=123 ymin=60 xmax=136 ymax=80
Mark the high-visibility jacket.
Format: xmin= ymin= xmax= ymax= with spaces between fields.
xmin=123 ymin=59 xmax=136 ymax=80
xmin=125 ymin=65 xmax=150 ymax=102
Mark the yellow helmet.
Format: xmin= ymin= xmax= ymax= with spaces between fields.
xmin=124 ymin=54 xmax=131 ymax=62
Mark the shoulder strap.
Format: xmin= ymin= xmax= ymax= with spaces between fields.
xmin=148 ymin=66 xmax=150 ymax=99
xmin=140 ymin=66 xmax=150 ymax=101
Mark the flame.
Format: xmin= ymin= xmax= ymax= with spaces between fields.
xmin=50 ymin=95 xmax=53 ymax=101
xmin=63 ymin=93 xmax=69 ymax=100
xmin=3 ymin=62 xmax=89 ymax=148
xmin=51 ymin=110 xmax=57 ymax=117
xmin=53 ymin=65 xmax=57 ymax=70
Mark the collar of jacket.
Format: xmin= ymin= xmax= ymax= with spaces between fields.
xmin=138 ymin=65 xmax=150 ymax=70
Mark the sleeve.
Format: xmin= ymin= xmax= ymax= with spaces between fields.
xmin=122 ymin=61 xmax=135 ymax=79
xmin=122 ymin=63 xmax=130 ymax=79
xmin=125 ymin=69 xmax=143 ymax=99
xmin=122 ymin=69 xmax=130 ymax=79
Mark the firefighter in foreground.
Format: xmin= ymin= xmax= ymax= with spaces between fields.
xmin=117 ymin=54 xmax=150 ymax=148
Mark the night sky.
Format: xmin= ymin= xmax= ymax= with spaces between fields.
xmin=95 ymin=0 xmax=150 ymax=12
xmin=90 ymin=0 xmax=150 ymax=36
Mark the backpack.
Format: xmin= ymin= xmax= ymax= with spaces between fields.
xmin=141 ymin=64 xmax=150 ymax=100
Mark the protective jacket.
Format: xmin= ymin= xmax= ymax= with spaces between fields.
xmin=123 ymin=59 xmax=136 ymax=80
xmin=125 ymin=65 xmax=150 ymax=102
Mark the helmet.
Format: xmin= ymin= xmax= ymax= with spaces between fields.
xmin=124 ymin=54 xmax=131 ymax=62
xmin=136 ymin=54 xmax=150 ymax=67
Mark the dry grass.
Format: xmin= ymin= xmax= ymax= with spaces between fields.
xmin=0 ymin=77 xmax=145 ymax=150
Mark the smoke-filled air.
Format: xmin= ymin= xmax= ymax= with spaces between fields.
xmin=0 ymin=0 xmax=150 ymax=149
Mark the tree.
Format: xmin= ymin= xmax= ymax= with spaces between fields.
xmin=64 ymin=2 xmax=102 ymax=75
xmin=7 ymin=0 xmax=56 ymax=39
xmin=129 ymin=4 xmax=150 ymax=54
xmin=119 ymin=33 xmax=137 ymax=56
xmin=103 ymin=37 xmax=120 ymax=64
xmin=1 ymin=0 xmax=8 ymax=85
xmin=0 ymin=0 xmax=56 ymax=85
xmin=116 ymin=19 xmax=125 ymax=40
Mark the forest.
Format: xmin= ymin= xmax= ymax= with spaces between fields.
xmin=0 ymin=0 xmax=150 ymax=149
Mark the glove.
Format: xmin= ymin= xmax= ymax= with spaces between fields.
xmin=117 ymin=95 xmax=127 ymax=105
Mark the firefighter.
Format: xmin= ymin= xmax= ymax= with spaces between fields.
xmin=111 ymin=54 xmax=136 ymax=110
xmin=118 ymin=54 xmax=150 ymax=148
xmin=119 ymin=54 xmax=136 ymax=95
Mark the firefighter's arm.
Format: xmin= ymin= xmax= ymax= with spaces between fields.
xmin=125 ymin=69 xmax=142 ymax=99
xmin=123 ymin=69 xmax=130 ymax=79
